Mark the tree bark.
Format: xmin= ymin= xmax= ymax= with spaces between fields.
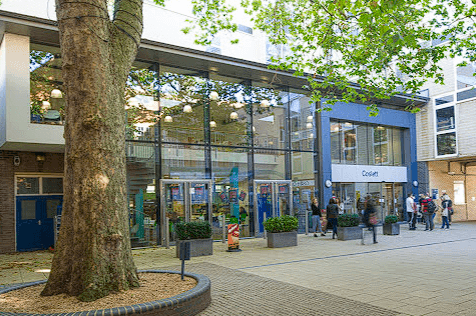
xmin=41 ymin=0 xmax=143 ymax=302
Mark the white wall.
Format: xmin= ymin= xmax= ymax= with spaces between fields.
xmin=0 ymin=35 xmax=6 ymax=147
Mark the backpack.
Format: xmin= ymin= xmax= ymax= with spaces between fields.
xmin=447 ymin=199 xmax=453 ymax=208
xmin=427 ymin=200 xmax=437 ymax=214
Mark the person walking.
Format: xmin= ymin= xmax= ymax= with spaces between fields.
xmin=420 ymin=193 xmax=436 ymax=231
xmin=440 ymin=194 xmax=451 ymax=230
xmin=326 ymin=197 xmax=339 ymax=239
xmin=311 ymin=198 xmax=325 ymax=237
xmin=363 ymin=197 xmax=378 ymax=244
xmin=406 ymin=193 xmax=417 ymax=230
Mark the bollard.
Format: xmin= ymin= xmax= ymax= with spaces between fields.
xmin=263 ymin=213 xmax=267 ymax=239
xmin=222 ymin=216 xmax=226 ymax=243
xmin=305 ymin=211 xmax=309 ymax=235
xmin=165 ymin=217 xmax=170 ymax=249
xmin=179 ymin=241 xmax=191 ymax=280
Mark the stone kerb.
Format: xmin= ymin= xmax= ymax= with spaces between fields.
xmin=0 ymin=270 xmax=211 ymax=316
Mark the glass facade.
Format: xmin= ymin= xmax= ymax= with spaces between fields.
xmin=333 ymin=182 xmax=405 ymax=221
xmin=434 ymin=95 xmax=457 ymax=157
xmin=330 ymin=120 xmax=404 ymax=166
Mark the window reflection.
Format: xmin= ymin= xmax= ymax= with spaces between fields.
xmin=30 ymin=45 xmax=65 ymax=125
xmin=331 ymin=120 xmax=403 ymax=166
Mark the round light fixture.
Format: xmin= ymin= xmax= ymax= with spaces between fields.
xmin=307 ymin=115 xmax=313 ymax=122
xmin=42 ymin=101 xmax=51 ymax=108
xmin=210 ymin=91 xmax=219 ymax=101
xmin=51 ymin=89 xmax=63 ymax=98
xmin=306 ymin=122 xmax=313 ymax=129
xmin=183 ymin=105 xmax=192 ymax=113
xmin=230 ymin=112 xmax=238 ymax=120
xmin=309 ymin=133 xmax=314 ymax=138
xmin=210 ymin=120 xmax=217 ymax=128
xmin=260 ymin=100 xmax=270 ymax=108
xmin=164 ymin=115 xmax=173 ymax=123
xmin=325 ymin=180 xmax=332 ymax=188
xmin=412 ymin=180 xmax=419 ymax=187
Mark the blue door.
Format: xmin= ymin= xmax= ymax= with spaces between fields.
xmin=256 ymin=183 xmax=273 ymax=233
xmin=16 ymin=196 xmax=63 ymax=251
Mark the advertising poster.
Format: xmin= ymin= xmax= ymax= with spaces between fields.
xmin=239 ymin=191 xmax=246 ymax=201
xmin=227 ymin=224 xmax=240 ymax=251
xmin=229 ymin=189 xmax=238 ymax=203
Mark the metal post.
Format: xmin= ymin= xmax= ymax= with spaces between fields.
xmin=305 ymin=210 xmax=309 ymax=235
xmin=165 ymin=217 xmax=170 ymax=249
xmin=263 ymin=213 xmax=267 ymax=239
xmin=222 ymin=215 xmax=226 ymax=243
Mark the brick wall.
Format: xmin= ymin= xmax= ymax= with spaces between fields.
xmin=428 ymin=161 xmax=476 ymax=222
xmin=0 ymin=150 xmax=64 ymax=253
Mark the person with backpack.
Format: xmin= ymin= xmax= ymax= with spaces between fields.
xmin=420 ymin=193 xmax=436 ymax=231
xmin=326 ymin=197 xmax=340 ymax=239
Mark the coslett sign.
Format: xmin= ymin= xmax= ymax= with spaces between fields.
xmin=332 ymin=164 xmax=407 ymax=183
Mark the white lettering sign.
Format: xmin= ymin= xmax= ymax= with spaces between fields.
xmin=332 ymin=164 xmax=407 ymax=183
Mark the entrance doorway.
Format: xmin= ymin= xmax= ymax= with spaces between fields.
xmin=160 ymin=179 xmax=212 ymax=244
xmin=16 ymin=195 xmax=63 ymax=251
xmin=253 ymin=180 xmax=293 ymax=234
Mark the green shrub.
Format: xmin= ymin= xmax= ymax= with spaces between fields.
xmin=263 ymin=215 xmax=298 ymax=233
xmin=384 ymin=215 xmax=399 ymax=224
xmin=175 ymin=221 xmax=212 ymax=240
xmin=337 ymin=213 xmax=360 ymax=227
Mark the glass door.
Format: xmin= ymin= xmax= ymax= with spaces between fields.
xmin=253 ymin=180 xmax=293 ymax=234
xmin=160 ymin=180 xmax=212 ymax=244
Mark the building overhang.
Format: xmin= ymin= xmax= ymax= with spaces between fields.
xmin=0 ymin=10 xmax=429 ymax=110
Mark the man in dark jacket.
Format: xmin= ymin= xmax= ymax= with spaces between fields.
xmin=420 ymin=193 xmax=434 ymax=231
xmin=326 ymin=198 xmax=340 ymax=239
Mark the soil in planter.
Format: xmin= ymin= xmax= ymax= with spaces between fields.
xmin=0 ymin=273 xmax=196 ymax=314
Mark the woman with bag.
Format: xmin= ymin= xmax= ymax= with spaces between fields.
xmin=363 ymin=197 xmax=378 ymax=244
xmin=326 ymin=197 xmax=340 ymax=239
xmin=311 ymin=198 xmax=325 ymax=237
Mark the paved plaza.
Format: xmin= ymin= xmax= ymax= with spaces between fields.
xmin=1 ymin=222 xmax=476 ymax=315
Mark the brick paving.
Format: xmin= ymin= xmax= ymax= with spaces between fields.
xmin=168 ymin=262 xmax=399 ymax=316
xmin=1 ymin=221 xmax=476 ymax=315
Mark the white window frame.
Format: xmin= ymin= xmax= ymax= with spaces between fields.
xmin=434 ymin=92 xmax=458 ymax=158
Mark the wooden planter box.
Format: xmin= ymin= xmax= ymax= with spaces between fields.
xmin=267 ymin=231 xmax=298 ymax=248
xmin=175 ymin=238 xmax=213 ymax=258
xmin=337 ymin=226 xmax=362 ymax=241
xmin=383 ymin=223 xmax=400 ymax=235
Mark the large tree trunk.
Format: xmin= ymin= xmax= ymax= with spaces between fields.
xmin=41 ymin=0 xmax=143 ymax=302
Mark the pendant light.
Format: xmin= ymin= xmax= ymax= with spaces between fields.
xmin=183 ymin=105 xmax=192 ymax=113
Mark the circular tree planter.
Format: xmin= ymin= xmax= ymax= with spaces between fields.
xmin=0 ymin=270 xmax=211 ymax=316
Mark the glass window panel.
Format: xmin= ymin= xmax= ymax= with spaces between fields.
xmin=435 ymin=95 xmax=454 ymax=106
xmin=436 ymin=107 xmax=455 ymax=132
xmin=211 ymin=147 xmax=250 ymax=237
xmin=42 ymin=178 xmax=63 ymax=194
xmin=330 ymin=121 xmax=341 ymax=163
xmin=21 ymin=200 xmax=36 ymax=220
xmin=126 ymin=62 xmax=158 ymax=141
xmin=30 ymin=44 xmax=65 ymax=125
xmin=392 ymin=129 xmax=403 ymax=166
xmin=209 ymin=74 xmax=250 ymax=147
xmin=374 ymin=126 xmax=389 ymax=165
xmin=46 ymin=199 xmax=61 ymax=218
xmin=289 ymin=89 xmax=314 ymax=151
xmin=252 ymin=83 xmax=288 ymax=150
xmin=17 ymin=177 xmax=40 ymax=195
xmin=457 ymin=61 xmax=476 ymax=90
xmin=161 ymin=144 xmax=205 ymax=179
xmin=343 ymin=122 xmax=356 ymax=165
xmin=254 ymin=149 xmax=286 ymax=180
xmin=356 ymin=123 xmax=371 ymax=165
xmin=457 ymin=88 xmax=476 ymax=102
xmin=437 ymin=133 xmax=457 ymax=156
xmin=160 ymin=66 xmax=207 ymax=144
